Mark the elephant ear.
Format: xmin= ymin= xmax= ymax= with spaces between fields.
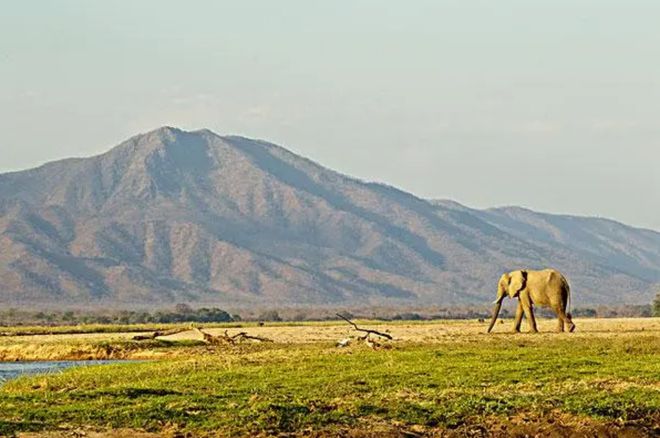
xmin=508 ymin=270 xmax=528 ymax=298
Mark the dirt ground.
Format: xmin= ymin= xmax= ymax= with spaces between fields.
xmin=3 ymin=317 xmax=658 ymax=345
xmin=178 ymin=317 xmax=660 ymax=344
xmin=16 ymin=414 xmax=657 ymax=438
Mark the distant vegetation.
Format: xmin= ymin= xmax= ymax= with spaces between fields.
xmin=0 ymin=304 xmax=237 ymax=327
xmin=0 ymin=301 xmax=656 ymax=328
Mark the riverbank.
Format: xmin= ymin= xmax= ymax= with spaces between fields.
xmin=1 ymin=317 xmax=658 ymax=361
xmin=0 ymin=319 xmax=658 ymax=436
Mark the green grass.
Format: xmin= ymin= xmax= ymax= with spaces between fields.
xmin=1 ymin=335 xmax=658 ymax=436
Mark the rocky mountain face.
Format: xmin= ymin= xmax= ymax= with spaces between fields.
xmin=1 ymin=127 xmax=658 ymax=309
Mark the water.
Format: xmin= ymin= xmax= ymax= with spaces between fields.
xmin=0 ymin=360 xmax=121 ymax=384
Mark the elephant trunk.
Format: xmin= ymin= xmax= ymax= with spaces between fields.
xmin=487 ymin=297 xmax=504 ymax=333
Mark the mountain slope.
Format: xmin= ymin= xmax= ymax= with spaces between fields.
xmin=1 ymin=127 xmax=658 ymax=308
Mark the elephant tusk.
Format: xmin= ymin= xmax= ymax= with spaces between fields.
xmin=492 ymin=299 xmax=499 ymax=304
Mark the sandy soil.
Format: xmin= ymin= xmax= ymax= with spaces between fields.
xmin=162 ymin=317 xmax=660 ymax=343
xmin=2 ymin=318 xmax=659 ymax=346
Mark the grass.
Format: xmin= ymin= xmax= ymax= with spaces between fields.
xmin=0 ymin=322 xmax=249 ymax=337
xmin=0 ymin=319 xmax=659 ymax=436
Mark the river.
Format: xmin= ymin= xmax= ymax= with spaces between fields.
xmin=0 ymin=360 xmax=124 ymax=384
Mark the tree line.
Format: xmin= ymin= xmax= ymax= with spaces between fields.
xmin=1 ymin=294 xmax=659 ymax=327
xmin=0 ymin=304 xmax=237 ymax=326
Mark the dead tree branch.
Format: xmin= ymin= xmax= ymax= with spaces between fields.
xmin=336 ymin=314 xmax=393 ymax=340
xmin=231 ymin=331 xmax=273 ymax=343
xmin=194 ymin=328 xmax=273 ymax=345
xmin=132 ymin=327 xmax=190 ymax=340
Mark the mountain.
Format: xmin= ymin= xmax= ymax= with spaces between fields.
xmin=1 ymin=127 xmax=658 ymax=309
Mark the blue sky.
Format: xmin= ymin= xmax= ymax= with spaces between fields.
xmin=1 ymin=1 xmax=659 ymax=229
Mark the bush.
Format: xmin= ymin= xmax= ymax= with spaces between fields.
xmin=573 ymin=308 xmax=597 ymax=317
xmin=258 ymin=310 xmax=282 ymax=322
xmin=0 ymin=306 xmax=235 ymax=326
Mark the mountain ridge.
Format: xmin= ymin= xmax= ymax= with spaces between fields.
xmin=1 ymin=127 xmax=658 ymax=309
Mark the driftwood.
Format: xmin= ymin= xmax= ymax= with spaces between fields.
xmin=133 ymin=325 xmax=273 ymax=345
xmin=194 ymin=328 xmax=273 ymax=345
xmin=132 ymin=327 xmax=190 ymax=340
xmin=336 ymin=314 xmax=393 ymax=340
xmin=2 ymin=326 xmax=185 ymax=338
xmin=230 ymin=331 xmax=273 ymax=343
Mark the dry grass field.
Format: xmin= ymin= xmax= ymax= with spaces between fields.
xmin=3 ymin=317 xmax=657 ymax=345
xmin=0 ymin=318 xmax=659 ymax=437
xmin=168 ymin=317 xmax=660 ymax=343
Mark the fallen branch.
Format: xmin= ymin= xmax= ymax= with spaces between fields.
xmin=231 ymin=331 xmax=273 ymax=343
xmin=336 ymin=314 xmax=393 ymax=340
xmin=194 ymin=328 xmax=272 ymax=345
xmin=1 ymin=325 xmax=187 ymax=338
xmin=132 ymin=327 xmax=190 ymax=340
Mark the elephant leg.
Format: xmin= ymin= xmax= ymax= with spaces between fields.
xmin=513 ymin=301 xmax=523 ymax=333
xmin=556 ymin=312 xmax=565 ymax=332
xmin=552 ymin=306 xmax=565 ymax=332
xmin=555 ymin=308 xmax=570 ymax=332
xmin=521 ymin=297 xmax=538 ymax=333
xmin=557 ymin=301 xmax=576 ymax=332
xmin=564 ymin=311 xmax=576 ymax=333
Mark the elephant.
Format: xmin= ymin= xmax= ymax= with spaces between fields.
xmin=487 ymin=268 xmax=575 ymax=333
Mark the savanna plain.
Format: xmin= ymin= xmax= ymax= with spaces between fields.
xmin=0 ymin=318 xmax=658 ymax=437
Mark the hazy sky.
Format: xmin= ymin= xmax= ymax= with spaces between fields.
xmin=1 ymin=1 xmax=659 ymax=230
